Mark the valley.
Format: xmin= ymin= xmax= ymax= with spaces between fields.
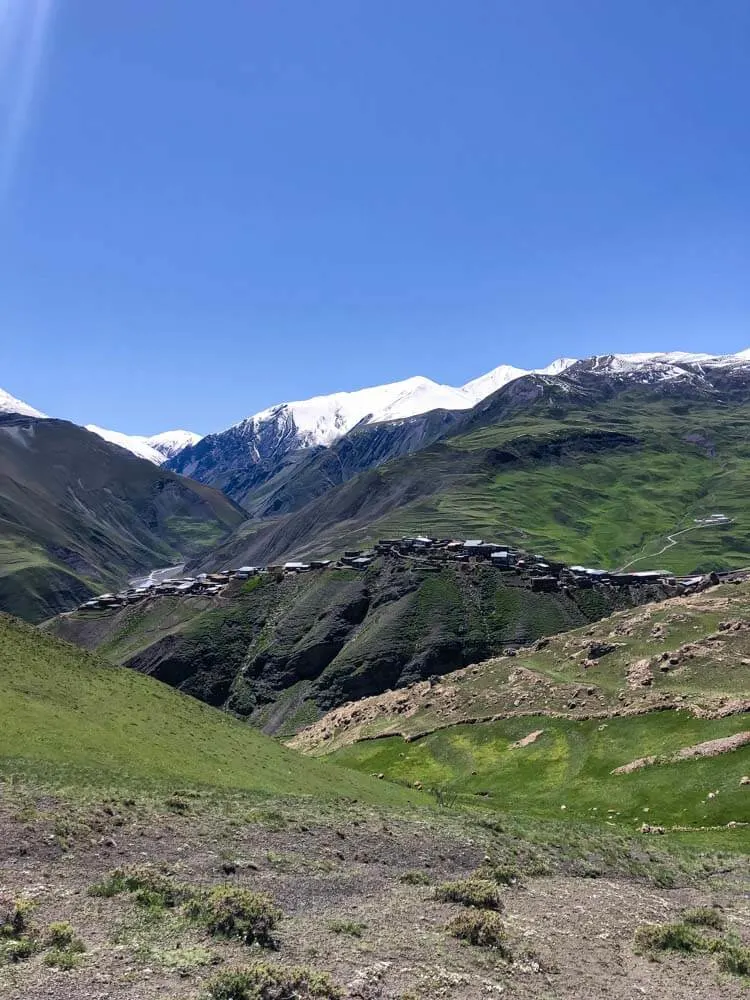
xmin=2 ymin=351 xmax=750 ymax=998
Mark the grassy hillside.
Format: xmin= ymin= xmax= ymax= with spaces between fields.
xmin=331 ymin=712 xmax=750 ymax=830
xmin=203 ymin=375 xmax=750 ymax=575
xmin=293 ymin=581 xmax=750 ymax=752
xmin=0 ymin=612 xmax=410 ymax=805
xmin=48 ymin=560 xmax=670 ymax=736
xmin=0 ymin=414 xmax=245 ymax=622
xmin=289 ymin=582 xmax=750 ymax=833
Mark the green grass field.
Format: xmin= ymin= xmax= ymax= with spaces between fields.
xmin=331 ymin=711 xmax=750 ymax=832
xmin=0 ymin=612 xmax=412 ymax=806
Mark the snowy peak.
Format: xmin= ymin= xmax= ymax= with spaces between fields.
xmin=238 ymin=375 xmax=475 ymax=449
xmin=0 ymin=387 xmax=46 ymax=419
xmin=578 ymin=349 xmax=750 ymax=382
xmin=146 ymin=430 xmax=203 ymax=461
xmin=461 ymin=357 xmax=577 ymax=404
xmin=85 ymin=425 xmax=202 ymax=465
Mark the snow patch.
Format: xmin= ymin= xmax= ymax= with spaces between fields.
xmin=0 ymin=387 xmax=46 ymax=419
xmin=85 ymin=425 xmax=201 ymax=464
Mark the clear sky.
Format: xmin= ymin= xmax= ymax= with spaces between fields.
xmin=1 ymin=0 xmax=748 ymax=434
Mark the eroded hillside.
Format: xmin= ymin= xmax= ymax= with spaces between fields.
xmin=47 ymin=560 xmax=672 ymax=735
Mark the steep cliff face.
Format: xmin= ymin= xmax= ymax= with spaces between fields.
xmin=48 ymin=560 xmax=671 ymax=736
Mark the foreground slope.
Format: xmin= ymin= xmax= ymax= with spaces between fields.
xmin=0 ymin=413 xmax=245 ymax=622
xmin=48 ymin=560 xmax=672 ymax=736
xmin=0 ymin=612 xmax=409 ymax=804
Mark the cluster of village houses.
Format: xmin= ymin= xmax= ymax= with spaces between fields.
xmin=75 ymin=533 xmax=712 ymax=614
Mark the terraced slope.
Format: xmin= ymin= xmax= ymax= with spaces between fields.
xmin=290 ymin=583 xmax=750 ymax=831
xmin=48 ymin=560 xmax=670 ymax=736
xmin=293 ymin=582 xmax=750 ymax=750
xmin=0 ymin=414 xmax=245 ymax=622
xmin=0 ymin=612 xmax=410 ymax=805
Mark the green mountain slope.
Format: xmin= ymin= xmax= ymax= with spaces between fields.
xmin=200 ymin=372 xmax=750 ymax=575
xmin=292 ymin=582 xmax=750 ymax=831
xmin=48 ymin=560 xmax=673 ymax=737
xmin=294 ymin=581 xmax=750 ymax=752
xmin=0 ymin=612 xmax=409 ymax=804
xmin=0 ymin=414 xmax=246 ymax=622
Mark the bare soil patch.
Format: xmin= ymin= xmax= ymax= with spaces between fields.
xmin=1 ymin=790 xmax=748 ymax=999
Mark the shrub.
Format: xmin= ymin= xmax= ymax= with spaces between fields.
xmin=0 ymin=897 xmax=34 ymax=938
xmin=43 ymin=947 xmax=84 ymax=970
xmin=328 ymin=920 xmax=365 ymax=937
xmin=205 ymin=962 xmax=343 ymax=999
xmin=634 ymin=922 xmax=703 ymax=954
xmin=429 ymin=785 xmax=459 ymax=808
xmin=486 ymin=864 xmax=522 ymax=886
xmin=447 ymin=911 xmax=512 ymax=957
xmin=186 ymin=887 xmax=282 ymax=949
xmin=399 ymin=871 xmax=431 ymax=886
xmin=682 ymin=906 xmax=725 ymax=930
xmin=717 ymin=944 xmax=750 ymax=977
xmin=45 ymin=921 xmax=85 ymax=950
xmin=0 ymin=936 xmax=37 ymax=965
xmin=434 ymin=879 xmax=502 ymax=910
xmin=89 ymin=865 xmax=189 ymax=910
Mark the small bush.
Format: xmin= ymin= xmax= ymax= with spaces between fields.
xmin=45 ymin=921 xmax=85 ymax=950
xmin=186 ymin=887 xmax=282 ymax=949
xmin=399 ymin=871 xmax=431 ymax=886
xmin=682 ymin=906 xmax=725 ymax=930
xmin=205 ymin=962 xmax=343 ymax=999
xmin=717 ymin=944 xmax=750 ymax=977
xmin=634 ymin=922 xmax=703 ymax=954
xmin=434 ymin=879 xmax=502 ymax=911
xmin=43 ymin=947 xmax=84 ymax=970
xmin=0 ymin=897 xmax=34 ymax=938
xmin=429 ymin=785 xmax=459 ymax=808
xmin=447 ymin=911 xmax=512 ymax=957
xmin=486 ymin=864 xmax=522 ymax=886
xmin=166 ymin=794 xmax=191 ymax=814
xmin=89 ymin=865 xmax=189 ymax=910
xmin=328 ymin=920 xmax=365 ymax=937
xmin=0 ymin=936 xmax=37 ymax=965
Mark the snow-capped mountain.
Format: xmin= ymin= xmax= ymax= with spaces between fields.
xmin=145 ymin=430 xmax=204 ymax=461
xmin=167 ymin=346 xmax=750 ymax=509
xmin=223 ymin=358 xmax=579 ymax=454
xmin=0 ymin=387 xmax=47 ymax=419
xmin=461 ymin=358 xmax=577 ymax=404
xmin=238 ymin=375 xmax=474 ymax=451
xmin=85 ymin=426 xmax=202 ymax=465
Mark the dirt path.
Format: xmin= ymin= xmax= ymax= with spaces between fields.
xmin=618 ymin=521 xmax=731 ymax=572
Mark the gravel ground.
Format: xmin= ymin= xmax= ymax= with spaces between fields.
xmin=1 ymin=792 xmax=748 ymax=999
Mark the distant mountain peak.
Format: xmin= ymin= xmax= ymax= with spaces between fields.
xmin=0 ymin=387 xmax=47 ymax=419
xmin=85 ymin=425 xmax=202 ymax=464
xmin=237 ymin=375 xmax=475 ymax=449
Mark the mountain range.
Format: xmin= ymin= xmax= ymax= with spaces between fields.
xmin=3 ymin=346 xmax=750 ymax=623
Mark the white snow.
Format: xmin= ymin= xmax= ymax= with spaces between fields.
xmin=461 ymin=357 xmax=577 ymax=403
xmin=9 ymin=346 xmax=750 ymax=466
xmin=230 ymin=348 xmax=750 ymax=452
xmin=0 ymin=387 xmax=46 ymax=418
xmin=146 ymin=430 xmax=203 ymax=461
xmin=241 ymin=376 xmax=477 ymax=448
xmin=85 ymin=425 xmax=202 ymax=464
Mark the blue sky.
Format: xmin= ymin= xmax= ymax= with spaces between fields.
xmin=1 ymin=0 xmax=748 ymax=434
